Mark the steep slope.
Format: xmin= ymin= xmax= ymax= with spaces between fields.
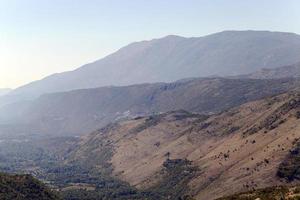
xmin=0 ymin=172 xmax=60 ymax=200
xmin=239 ymin=62 xmax=300 ymax=79
xmin=5 ymin=30 xmax=300 ymax=101
xmin=66 ymin=91 xmax=300 ymax=200
xmin=0 ymin=78 xmax=299 ymax=136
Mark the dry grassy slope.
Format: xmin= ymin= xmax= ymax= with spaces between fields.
xmin=68 ymin=92 xmax=300 ymax=200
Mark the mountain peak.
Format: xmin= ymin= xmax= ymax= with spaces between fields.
xmin=3 ymin=30 xmax=300 ymax=104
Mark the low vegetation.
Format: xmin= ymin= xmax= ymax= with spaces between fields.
xmin=217 ymin=185 xmax=300 ymax=200
xmin=0 ymin=172 xmax=60 ymax=200
xmin=60 ymin=159 xmax=198 ymax=200
xmin=146 ymin=159 xmax=198 ymax=200
xmin=277 ymin=139 xmax=300 ymax=181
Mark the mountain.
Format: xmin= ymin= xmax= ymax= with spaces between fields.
xmin=0 ymin=89 xmax=11 ymax=96
xmin=4 ymin=30 xmax=300 ymax=103
xmin=239 ymin=62 xmax=300 ymax=79
xmin=0 ymin=77 xmax=299 ymax=136
xmin=65 ymin=91 xmax=300 ymax=200
xmin=0 ymin=172 xmax=60 ymax=200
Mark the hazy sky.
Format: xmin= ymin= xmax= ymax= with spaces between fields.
xmin=1 ymin=0 xmax=300 ymax=88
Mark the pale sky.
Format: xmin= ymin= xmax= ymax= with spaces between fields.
xmin=1 ymin=0 xmax=300 ymax=88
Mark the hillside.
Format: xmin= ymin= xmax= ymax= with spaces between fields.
xmin=239 ymin=62 xmax=300 ymax=79
xmin=64 ymin=91 xmax=300 ymax=200
xmin=3 ymin=30 xmax=300 ymax=104
xmin=0 ymin=78 xmax=299 ymax=136
xmin=0 ymin=172 xmax=60 ymax=200
xmin=217 ymin=185 xmax=300 ymax=200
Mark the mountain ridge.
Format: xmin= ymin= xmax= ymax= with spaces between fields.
xmin=1 ymin=77 xmax=299 ymax=137
xmin=3 ymin=30 xmax=300 ymax=105
xmin=235 ymin=61 xmax=300 ymax=79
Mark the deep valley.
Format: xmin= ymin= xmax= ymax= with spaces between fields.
xmin=1 ymin=30 xmax=300 ymax=200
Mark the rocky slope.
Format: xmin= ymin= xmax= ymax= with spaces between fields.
xmin=3 ymin=30 xmax=300 ymax=104
xmin=0 ymin=172 xmax=60 ymax=200
xmin=0 ymin=78 xmax=299 ymax=136
xmin=66 ymin=91 xmax=300 ymax=200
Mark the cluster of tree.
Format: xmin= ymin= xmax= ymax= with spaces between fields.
xmin=0 ymin=173 xmax=60 ymax=200
xmin=277 ymin=139 xmax=300 ymax=181
xmin=48 ymin=159 xmax=197 ymax=200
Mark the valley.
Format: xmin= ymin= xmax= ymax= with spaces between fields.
xmin=0 ymin=77 xmax=299 ymax=137
xmin=1 ymin=30 xmax=300 ymax=200
xmin=1 ymin=89 xmax=300 ymax=199
xmin=62 ymin=91 xmax=300 ymax=199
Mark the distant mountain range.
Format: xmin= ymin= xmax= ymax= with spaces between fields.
xmin=0 ymin=77 xmax=299 ymax=136
xmin=3 ymin=30 xmax=300 ymax=105
xmin=0 ymin=89 xmax=11 ymax=96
